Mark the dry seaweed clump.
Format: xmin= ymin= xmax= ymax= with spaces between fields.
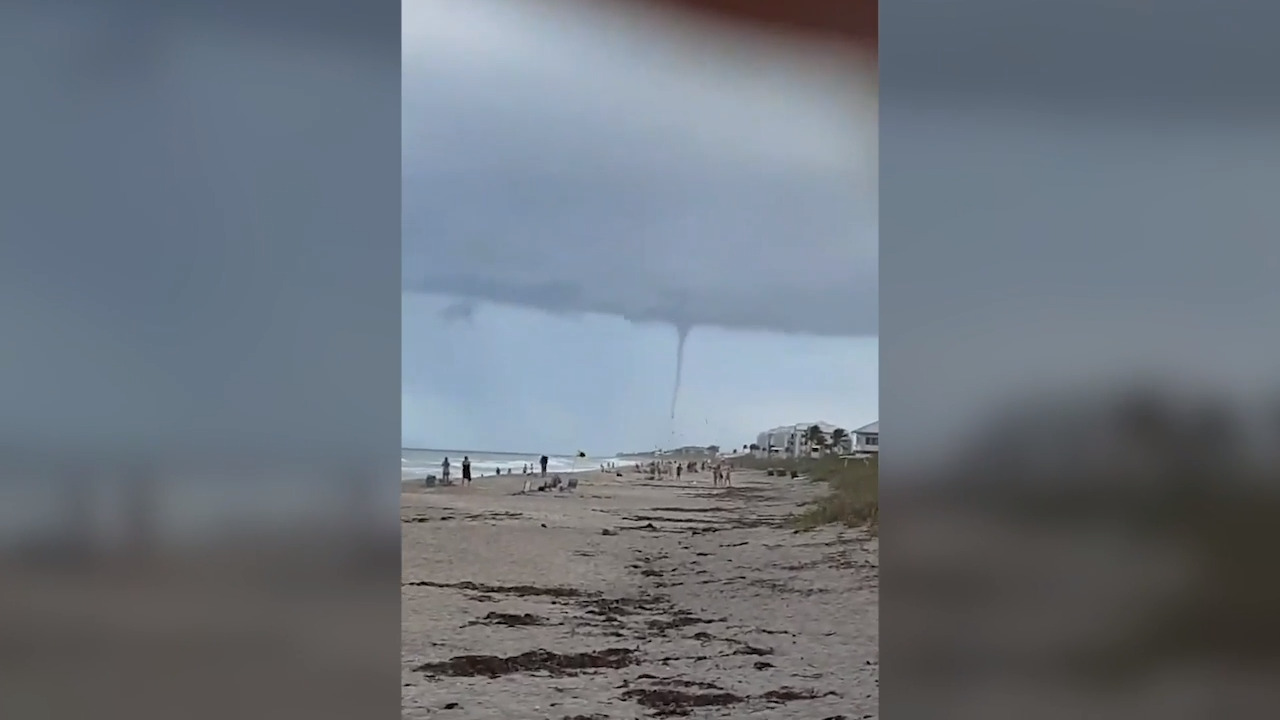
xmin=415 ymin=648 xmax=636 ymax=678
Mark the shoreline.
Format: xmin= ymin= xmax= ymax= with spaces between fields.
xmin=402 ymin=462 xmax=636 ymax=488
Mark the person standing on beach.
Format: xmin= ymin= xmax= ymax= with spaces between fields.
xmin=461 ymin=456 xmax=472 ymax=486
xmin=675 ymin=463 xmax=683 ymax=481
xmin=539 ymin=455 xmax=548 ymax=477
xmin=441 ymin=457 xmax=451 ymax=485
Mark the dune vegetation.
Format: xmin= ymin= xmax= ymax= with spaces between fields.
xmin=735 ymin=454 xmax=878 ymax=533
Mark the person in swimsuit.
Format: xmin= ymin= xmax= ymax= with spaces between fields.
xmin=441 ymin=457 xmax=451 ymax=485
xmin=461 ymin=456 xmax=472 ymax=485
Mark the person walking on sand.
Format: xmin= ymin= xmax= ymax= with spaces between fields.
xmin=539 ymin=454 xmax=549 ymax=477
xmin=461 ymin=456 xmax=472 ymax=486
xmin=723 ymin=462 xmax=732 ymax=487
xmin=441 ymin=456 xmax=451 ymax=485
xmin=675 ymin=463 xmax=683 ymax=481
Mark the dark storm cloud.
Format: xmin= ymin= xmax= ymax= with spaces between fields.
xmin=402 ymin=172 xmax=878 ymax=335
xmin=401 ymin=0 xmax=879 ymax=337
xmin=439 ymin=301 xmax=478 ymax=323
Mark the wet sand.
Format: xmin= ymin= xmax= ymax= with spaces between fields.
xmin=402 ymin=468 xmax=878 ymax=719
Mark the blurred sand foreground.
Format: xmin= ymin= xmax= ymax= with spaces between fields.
xmin=402 ymin=468 xmax=878 ymax=719
xmin=0 ymin=538 xmax=397 ymax=720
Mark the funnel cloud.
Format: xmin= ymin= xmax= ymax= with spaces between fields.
xmin=670 ymin=323 xmax=690 ymax=419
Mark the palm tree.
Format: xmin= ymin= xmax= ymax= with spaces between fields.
xmin=805 ymin=424 xmax=826 ymax=454
xmin=830 ymin=427 xmax=849 ymax=453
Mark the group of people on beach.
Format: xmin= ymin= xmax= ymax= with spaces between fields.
xmin=438 ymin=456 xmax=472 ymax=486
xmin=523 ymin=455 xmax=548 ymax=477
xmin=439 ymin=454 xmax=550 ymax=486
xmin=434 ymin=453 xmax=738 ymax=489
xmin=712 ymin=461 xmax=732 ymax=487
xmin=636 ymin=458 xmax=732 ymax=486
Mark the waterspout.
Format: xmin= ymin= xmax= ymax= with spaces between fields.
xmin=669 ymin=323 xmax=691 ymax=420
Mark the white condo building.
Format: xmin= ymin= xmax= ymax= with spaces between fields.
xmin=754 ymin=421 xmax=846 ymax=457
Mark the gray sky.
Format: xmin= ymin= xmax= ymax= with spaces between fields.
xmin=402 ymin=293 xmax=878 ymax=454
xmin=401 ymin=0 xmax=879 ymax=452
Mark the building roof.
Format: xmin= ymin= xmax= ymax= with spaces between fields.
xmin=781 ymin=421 xmax=838 ymax=432
xmin=853 ymin=421 xmax=879 ymax=435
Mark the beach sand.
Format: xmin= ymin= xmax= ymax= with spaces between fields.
xmin=402 ymin=467 xmax=878 ymax=719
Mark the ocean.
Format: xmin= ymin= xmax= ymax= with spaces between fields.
xmin=401 ymin=448 xmax=633 ymax=480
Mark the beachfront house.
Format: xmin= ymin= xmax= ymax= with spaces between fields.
xmin=755 ymin=421 xmax=844 ymax=457
xmin=852 ymin=421 xmax=879 ymax=454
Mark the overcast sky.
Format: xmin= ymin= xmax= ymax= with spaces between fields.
xmin=7 ymin=0 xmax=1277 ymax=470
xmin=400 ymin=0 xmax=879 ymax=453
xmin=402 ymin=293 xmax=879 ymax=454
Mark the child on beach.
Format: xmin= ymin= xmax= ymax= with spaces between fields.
xmin=461 ymin=456 xmax=472 ymax=485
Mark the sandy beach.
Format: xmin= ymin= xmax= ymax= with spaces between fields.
xmin=402 ymin=467 xmax=878 ymax=719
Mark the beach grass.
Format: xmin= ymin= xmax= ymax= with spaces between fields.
xmin=735 ymin=454 xmax=878 ymax=532
xmin=795 ymin=455 xmax=878 ymax=533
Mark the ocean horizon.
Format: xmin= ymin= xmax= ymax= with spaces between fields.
xmin=401 ymin=447 xmax=634 ymax=480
